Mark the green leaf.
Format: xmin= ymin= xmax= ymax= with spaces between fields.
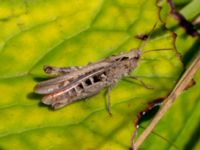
xmin=180 ymin=0 xmax=200 ymax=20
xmin=0 ymin=0 xmax=185 ymax=149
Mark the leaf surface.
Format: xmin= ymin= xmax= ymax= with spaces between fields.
xmin=0 ymin=0 xmax=185 ymax=149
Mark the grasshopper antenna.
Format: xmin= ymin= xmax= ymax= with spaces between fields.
xmin=137 ymin=22 xmax=158 ymax=52
xmin=143 ymin=48 xmax=175 ymax=53
xmin=137 ymin=22 xmax=176 ymax=54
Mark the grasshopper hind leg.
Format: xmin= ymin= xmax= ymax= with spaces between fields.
xmin=43 ymin=65 xmax=80 ymax=76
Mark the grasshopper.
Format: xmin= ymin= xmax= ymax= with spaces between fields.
xmin=34 ymin=50 xmax=141 ymax=112
xmin=34 ymin=24 xmax=166 ymax=114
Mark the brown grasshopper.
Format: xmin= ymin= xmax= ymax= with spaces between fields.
xmin=34 ymin=24 xmax=167 ymax=114
xmin=34 ymin=50 xmax=141 ymax=112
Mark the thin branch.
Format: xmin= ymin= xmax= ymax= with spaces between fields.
xmin=134 ymin=51 xmax=200 ymax=149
